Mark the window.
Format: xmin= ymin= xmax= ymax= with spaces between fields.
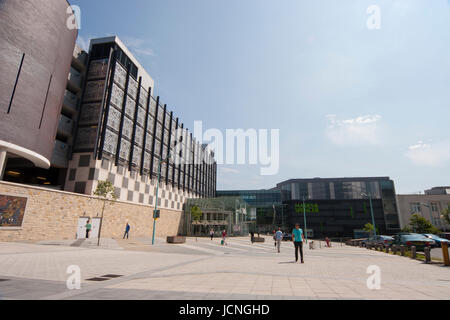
xmin=431 ymin=203 xmax=438 ymax=212
xmin=410 ymin=202 xmax=421 ymax=213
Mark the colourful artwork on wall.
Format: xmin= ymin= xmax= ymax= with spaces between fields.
xmin=0 ymin=194 xmax=27 ymax=227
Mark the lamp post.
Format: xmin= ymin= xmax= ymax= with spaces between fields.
xmin=362 ymin=192 xmax=377 ymax=237
xmin=303 ymin=196 xmax=308 ymax=244
xmin=152 ymin=154 xmax=170 ymax=245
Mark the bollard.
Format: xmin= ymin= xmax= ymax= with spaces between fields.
xmin=400 ymin=245 xmax=406 ymax=256
xmin=411 ymin=246 xmax=416 ymax=259
xmin=379 ymin=244 xmax=383 ymax=252
xmin=392 ymin=245 xmax=397 ymax=255
xmin=424 ymin=247 xmax=431 ymax=264
xmin=442 ymin=242 xmax=450 ymax=266
xmin=385 ymin=246 xmax=390 ymax=254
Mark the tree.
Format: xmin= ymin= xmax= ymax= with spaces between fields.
xmin=409 ymin=214 xmax=439 ymax=234
xmin=442 ymin=206 xmax=450 ymax=225
xmin=94 ymin=180 xmax=117 ymax=246
xmin=363 ymin=223 xmax=376 ymax=236
xmin=190 ymin=205 xmax=203 ymax=240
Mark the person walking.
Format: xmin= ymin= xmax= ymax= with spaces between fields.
xmin=123 ymin=223 xmax=130 ymax=239
xmin=250 ymin=231 xmax=255 ymax=244
xmin=275 ymin=227 xmax=284 ymax=253
xmin=85 ymin=219 xmax=92 ymax=239
xmin=210 ymin=229 xmax=215 ymax=241
xmin=325 ymin=236 xmax=331 ymax=248
xmin=221 ymin=229 xmax=227 ymax=246
xmin=292 ymin=223 xmax=305 ymax=263
xmin=273 ymin=229 xmax=277 ymax=248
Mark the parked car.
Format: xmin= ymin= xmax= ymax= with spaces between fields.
xmin=283 ymin=233 xmax=292 ymax=241
xmin=393 ymin=233 xmax=435 ymax=251
xmin=366 ymin=235 xmax=394 ymax=248
xmin=422 ymin=234 xmax=450 ymax=248
xmin=438 ymin=233 xmax=450 ymax=241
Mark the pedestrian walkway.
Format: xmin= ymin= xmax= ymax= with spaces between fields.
xmin=0 ymin=237 xmax=449 ymax=300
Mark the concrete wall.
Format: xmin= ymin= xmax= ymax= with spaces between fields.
xmin=0 ymin=181 xmax=184 ymax=242
xmin=0 ymin=0 xmax=77 ymax=167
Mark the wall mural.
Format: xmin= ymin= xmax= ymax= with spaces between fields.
xmin=0 ymin=194 xmax=27 ymax=227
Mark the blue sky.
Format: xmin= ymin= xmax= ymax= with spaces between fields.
xmin=71 ymin=0 xmax=450 ymax=193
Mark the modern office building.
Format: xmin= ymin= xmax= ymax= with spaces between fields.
xmin=0 ymin=0 xmax=78 ymax=181
xmin=65 ymin=36 xmax=217 ymax=209
xmin=277 ymin=177 xmax=401 ymax=234
xmin=214 ymin=177 xmax=401 ymax=238
xmin=396 ymin=192 xmax=450 ymax=231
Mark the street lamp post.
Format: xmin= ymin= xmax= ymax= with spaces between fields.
xmin=303 ymin=196 xmax=308 ymax=244
xmin=152 ymin=154 xmax=170 ymax=245
xmin=362 ymin=192 xmax=377 ymax=237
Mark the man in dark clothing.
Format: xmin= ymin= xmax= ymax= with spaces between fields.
xmin=123 ymin=223 xmax=130 ymax=239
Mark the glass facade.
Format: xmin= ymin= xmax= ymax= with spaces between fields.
xmin=183 ymin=197 xmax=250 ymax=237
xmin=277 ymin=177 xmax=400 ymax=232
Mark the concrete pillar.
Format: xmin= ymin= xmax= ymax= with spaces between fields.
xmin=400 ymin=245 xmax=406 ymax=256
xmin=424 ymin=247 xmax=431 ymax=264
xmin=392 ymin=245 xmax=397 ymax=255
xmin=0 ymin=149 xmax=7 ymax=180
xmin=411 ymin=246 xmax=416 ymax=259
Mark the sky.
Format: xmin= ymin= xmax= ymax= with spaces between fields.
xmin=70 ymin=0 xmax=450 ymax=194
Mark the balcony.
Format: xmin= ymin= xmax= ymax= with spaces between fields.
xmin=51 ymin=140 xmax=69 ymax=168
xmin=62 ymin=90 xmax=78 ymax=114
xmin=57 ymin=114 xmax=74 ymax=137
xmin=67 ymin=67 xmax=82 ymax=91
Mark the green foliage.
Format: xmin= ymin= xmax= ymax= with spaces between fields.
xmin=363 ymin=223 xmax=374 ymax=235
xmin=190 ymin=206 xmax=203 ymax=221
xmin=409 ymin=214 xmax=439 ymax=234
xmin=94 ymin=180 xmax=117 ymax=201
xmin=442 ymin=206 xmax=450 ymax=225
xmin=363 ymin=223 xmax=379 ymax=235
xmin=401 ymin=226 xmax=412 ymax=233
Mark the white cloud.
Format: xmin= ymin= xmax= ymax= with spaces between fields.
xmin=405 ymin=140 xmax=450 ymax=167
xmin=325 ymin=114 xmax=382 ymax=146
xmin=121 ymin=36 xmax=155 ymax=57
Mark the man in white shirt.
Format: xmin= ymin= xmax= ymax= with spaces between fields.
xmin=275 ymin=227 xmax=284 ymax=253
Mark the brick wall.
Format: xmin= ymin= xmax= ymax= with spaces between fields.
xmin=0 ymin=181 xmax=184 ymax=242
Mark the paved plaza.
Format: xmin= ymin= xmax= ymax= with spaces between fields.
xmin=0 ymin=236 xmax=449 ymax=300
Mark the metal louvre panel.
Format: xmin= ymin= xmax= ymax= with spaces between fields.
xmin=122 ymin=117 xmax=133 ymax=139
xmin=106 ymin=106 xmax=121 ymax=131
xmin=110 ymin=84 xmax=124 ymax=109
xmin=114 ymin=63 xmax=127 ymax=88
xmin=104 ymin=129 xmax=118 ymax=155
xmin=132 ymin=146 xmax=142 ymax=166
xmin=135 ymin=126 xmax=144 ymax=146
xmin=124 ymin=95 xmax=135 ymax=118
xmin=119 ymin=139 xmax=131 ymax=161
xmin=128 ymin=76 xmax=138 ymax=99
xmin=145 ymin=132 xmax=153 ymax=151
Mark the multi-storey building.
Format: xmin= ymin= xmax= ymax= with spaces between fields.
xmin=396 ymin=192 xmax=450 ymax=231
xmin=0 ymin=0 xmax=78 ymax=183
xmin=65 ymin=37 xmax=217 ymax=210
